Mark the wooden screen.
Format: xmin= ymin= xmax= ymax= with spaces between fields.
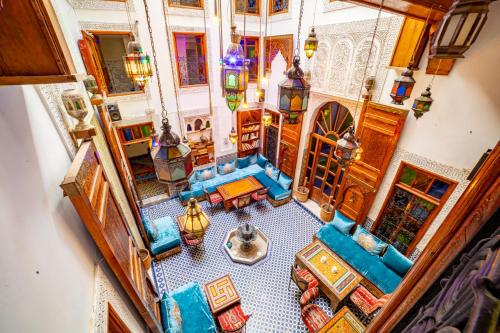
xmin=173 ymin=32 xmax=208 ymax=87
xmin=305 ymin=102 xmax=353 ymax=205
xmin=279 ymin=113 xmax=303 ymax=178
xmin=372 ymin=163 xmax=457 ymax=255
xmin=264 ymin=35 xmax=293 ymax=71
xmin=79 ymin=31 xmax=110 ymax=95
xmin=60 ymin=142 xmax=162 ymax=333
xmin=263 ymin=111 xmax=280 ymax=165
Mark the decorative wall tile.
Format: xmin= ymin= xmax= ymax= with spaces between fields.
xmin=68 ymin=0 xmax=134 ymax=11
xmin=322 ymin=0 xmax=356 ymax=12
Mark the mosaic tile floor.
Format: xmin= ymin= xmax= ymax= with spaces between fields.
xmin=145 ymin=199 xmax=336 ymax=333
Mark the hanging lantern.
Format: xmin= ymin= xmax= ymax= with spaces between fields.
xmin=304 ymin=27 xmax=318 ymax=59
xmin=278 ymin=56 xmax=311 ymax=123
xmin=390 ymin=65 xmax=416 ymax=105
xmin=262 ymin=112 xmax=272 ymax=127
xmin=334 ymin=127 xmax=360 ymax=167
xmin=123 ymin=40 xmax=153 ymax=89
xmin=182 ymin=198 xmax=210 ymax=239
xmin=229 ymin=127 xmax=238 ymax=144
xmin=430 ymin=0 xmax=491 ymax=59
xmin=222 ymin=26 xmax=249 ymax=112
xmin=412 ymin=86 xmax=434 ymax=119
xmin=62 ymin=89 xmax=92 ymax=131
xmin=151 ymin=117 xmax=193 ymax=195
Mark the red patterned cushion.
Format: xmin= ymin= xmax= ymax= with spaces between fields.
xmin=301 ymin=304 xmax=330 ymax=333
xmin=209 ymin=192 xmax=223 ymax=204
xmin=218 ymin=304 xmax=250 ymax=333
xmin=350 ymin=286 xmax=378 ymax=315
xmin=300 ymin=287 xmax=320 ymax=307
xmin=295 ymin=268 xmax=319 ymax=290
xmin=368 ymin=293 xmax=392 ymax=314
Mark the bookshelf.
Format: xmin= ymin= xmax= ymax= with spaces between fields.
xmin=237 ymin=109 xmax=261 ymax=157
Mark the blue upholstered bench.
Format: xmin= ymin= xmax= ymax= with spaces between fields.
xmin=160 ymin=282 xmax=216 ymax=333
xmin=142 ymin=215 xmax=181 ymax=260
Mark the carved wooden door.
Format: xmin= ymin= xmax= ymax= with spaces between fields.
xmin=60 ymin=141 xmax=162 ymax=333
xmin=265 ymin=125 xmax=279 ymax=166
xmin=279 ymin=113 xmax=303 ymax=178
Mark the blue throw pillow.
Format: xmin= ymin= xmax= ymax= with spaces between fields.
xmin=188 ymin=173 xmax=198 ymax=186
xmin=277 ymin=172 xmax=292 ymax=190
xmin=257 ymin=153 xmax=268 ymax=168
xmin=160 ymin=292 xmax=182 ymax=333
xmin=248 ymin=153 xmax=258 ymax=165
xmin=217 ymin=159 xmax=236 ymax=175
xmin=196 ymin=166 xmax=216 ymax=181
xmin=352 ymin=226 xmax=387 ymax=255
xmin=143 ymin=217 xmax=159 ymax=241
xmin=264 ymin=163 xmax=280 ymax=181
xmin=237 ymin=156 xmax=250 ymax=169
xmin=382 ymin=245 xmax=413 ymax=276
xmin=332 ymin=211 xmax=355 ymax=235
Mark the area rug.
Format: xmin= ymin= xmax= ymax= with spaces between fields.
xmin=145 ymin=199 xmax=334 ymax=333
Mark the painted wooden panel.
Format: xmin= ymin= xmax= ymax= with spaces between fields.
xmin=390 ymin=17 xmax=426 ymax=68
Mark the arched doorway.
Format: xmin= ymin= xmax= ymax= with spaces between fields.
xmin=304 ymin=101 xmax=353 ymax=204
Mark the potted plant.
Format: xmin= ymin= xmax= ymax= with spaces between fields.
xmin=138 ymin=248 xmax=152 ymax=270
xmin=320 ymin=196 xmax=335 ymax=222
xmin=294 ymin=177 xmax=310 ymax=202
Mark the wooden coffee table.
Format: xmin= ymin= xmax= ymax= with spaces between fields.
xmin=295 ymin=240 xmax=362 ymax=310
xmin=204 ymin=275 xmax=241 ymax=315
xmin=317 ymin=306 xmax=365 ymax=333
xmin=217 ymin=176 xmax=263 ymax=212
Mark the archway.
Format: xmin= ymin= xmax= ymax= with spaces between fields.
xmin=304 ymin=101 xmax=353 ymax=204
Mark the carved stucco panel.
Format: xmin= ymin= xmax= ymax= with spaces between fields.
xmin=327 ymin=38 xmax=354 ymax=95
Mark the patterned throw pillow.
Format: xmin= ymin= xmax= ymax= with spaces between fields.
xmin=160 ymin=292 xmax=183 ymax=333
xmin=352 ymin=226 xmax=387 ymax=255
xmin=196 ymin=166 xmax=215 ymax=181
xmin=217 ymin=160 xmax=236 ymax=175
xmin=257 ymin=153 xmax=268 ymax=168
xmin=264 ymin=163 xmax=280 ymax=181
xmin=248 ymin=153 xmax=258 ymax=165
xmin=143 ymin=218 xmax=159 ymax=241
xmin=300 ymin=287 xmax=320 ymax=307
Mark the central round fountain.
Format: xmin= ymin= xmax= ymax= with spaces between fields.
xmin=224 ymin=223 xmax=270 ymax=265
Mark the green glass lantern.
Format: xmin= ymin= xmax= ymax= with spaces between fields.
xmin=123 ymin=40 xmax=153 ymax=89
xmin=221 ymin=26 xmax=249 ymax=112
xmin=412 ymin=86 xmax=434 ymax=119
xmin=278 ymin=56 xmax=310 ymax=124
xmin=304 ymin=27 xmax=318 ymax=59
xmin=390 ymin=65 xmax=416 ymax=105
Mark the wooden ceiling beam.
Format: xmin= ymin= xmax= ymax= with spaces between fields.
xmin=345 ymin=0 xmax=453 ymax=21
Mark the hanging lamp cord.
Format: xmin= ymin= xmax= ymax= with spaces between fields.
xmin=125 ymin=0 xmax=134 ymax=37
xmin=429 ymin=59 xmax=443 ymax=88
xmin=296 ymin=0 xmax=305 ymax=52
xmin=202 ymin=0 xmax=214 ymax=117
xmin=312 ymin=0 xmax=318 ymax=27
xmin=243 ymin=0 xmax=248 ymax=104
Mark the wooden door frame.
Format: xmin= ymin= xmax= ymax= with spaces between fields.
xmin=108 ymin=303 xmax=132 ymax=333
xmin=366 ymin=142 xmax=500 ymax=333
xmin=172 ymin=31 xmax=209 ymax=88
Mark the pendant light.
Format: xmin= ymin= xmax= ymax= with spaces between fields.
xmin=229 ymin=127 xmax=238 ymax=144
xmin=304 ymin=0 xmax=319 ymax=59
xmin=278 ymin=0 xmax=310 ymax=124
xmin=412 ymin=59 xmax=442 ymax=119
xmin=430 ymin=0 xmax=492 ymax=59
xmin=262 ymin=112 xmax=272 ymax=127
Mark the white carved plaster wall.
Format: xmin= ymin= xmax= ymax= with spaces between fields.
xmin=68 ymin=0 xmax=134 ymax=11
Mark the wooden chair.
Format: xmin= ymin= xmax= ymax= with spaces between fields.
xmin=204 ymin=188 xmax=223 ymax=207
xmin=231 ymin=194 xmax=252 ymax=212
xmin=251 ymin=187 xmax=269 ymax=203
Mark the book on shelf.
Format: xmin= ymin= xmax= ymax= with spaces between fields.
xmin=242 ymin=124 xmax=260 ymax=133
xmin=241 ymin=139 xmax=259 ymax=151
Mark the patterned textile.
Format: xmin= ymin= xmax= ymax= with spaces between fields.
xmin=218 ymin=160 xmax=236 ymax=175
xmin=248 ymin=153 xmax=258 ymax=165
xmin=218 ymin=304 xmax=250 ymax=333
xmin=352 ymin=226 xmax=387 ymax=255
xmin=349 ymin=286 xmax=378 ymax=315
xmin=144 ymin=218 xmax=160 ymax=241
xmin=182 ymin=235 xmax=204 ymax=247
xmin=196 ymin=166 xmax=216 ymax=181
xmin=264 ymin=163 xmax=280 ymax=181
xmin=232 ymin=195 xmax=252 ymax=209
xmin=208 ymin=192 xmax=223 ymax=204
xmin=300 ymin=287 xmax=320 ymax=307
xmin=295 ymin=267 xmax=319 ymax=290
xmin=301 ymin=304 xmax=330 ymax=333
xmin=160 ymin=292 xmax=183 ymax=333
xmin=368 ymin=293 xmax=392 ymax=314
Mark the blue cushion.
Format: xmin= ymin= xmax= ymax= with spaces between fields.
xmin=237 ymin=156 xmax=250 ymax=169
xmin=317 ymin=224 xmax=402 ymax=294
xmin=149 ymin=216 xmax=181 ymax=256
xmin=160 ymin=292 xmax=182 ymax=333
xmin=196 ymin=166 xmax=216 ymax=181
xmin=332 ymin=211 xmax=356 ymax=235
xmin=264 ymin=163 xmax=280 ymax=181
xmin=352 ymin=226 xmax=387 ymax=256
xmin=171 ymin=282 xmax=217 ymax=333
xmin=143 ymin=217 xmax=159 ymax=241
xmin=257 ymin=153 xmax=268 ymax=168
xmin=248 ymin=153 xmax=258 ymax=165
xmin=239 ymin=163 xmax=265 ymax=177
xmin=277 ymin=172 xmax=292 ymax=190
xmin=382 ymin=245 xmax=413 ymax=277
xmin=253 ymin=172 xmax=291 ymax=201
xmin=188 ymin=173 xmax=198 ymax=186
xmin=217 ymin=159 xmax=236 ymax=175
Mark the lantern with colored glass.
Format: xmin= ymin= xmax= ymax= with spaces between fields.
xmin=123 ymin=40 xmax=153 ymax=89
xmin=278 ymin=56 xmax=310 ymax=123
xmin=222 ymin=26 xmax=249 ymax=112
xmin=182 ymin=198 xmax=210 ymax=239
xmin=334 ymin=127 xmax=360 ymax=167
xmin=412 ymin=86 xmax=434 ymax=119
xmin=62 ymin=89 xmax=92 ymax=131
xmin=151 ymin=117 xmax=193 ymax=195
xmin=430 ymin=0 xmax=491 ymax=59
xmin=304 ymin=28 xmax=318 ymax=59
xmin=390 ymin=65 xmax=416 ymax=105
xmin=262 ymin=112 xmax=272 ymax=127
xmin=228 ymin=127 xmax=238 ymax=144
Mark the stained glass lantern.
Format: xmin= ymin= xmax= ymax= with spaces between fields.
xmin=182 ymin=198 xmax=210 ymax=239
xmin=222 ymin=26 xmax=249 ymax=112
xmin=430 ymin=0 xmax=491 ymax=59
xmin=334 ymin=127 xmax=360 ymax=167
xmin=262 ymin=112 xmax=272 ymax=127
xmin=278 ymin=56 xmax=311 ymax=123
xmin=229 ymin=127 xmax=238 ymax=144
xmin=123 ymin=40 xmax=153 ymax=89
xmin=61 ymin=89 xmax=91 ymax=131
xmin=412 ymin=86 xmax=434 ymax=119
xmin=304 ymin=28 xmax=318 ymax=59
xmin=390 ymin=65 xmax=416 ymax=105
xmin=151 ymin=117 xmax=193 ymax=195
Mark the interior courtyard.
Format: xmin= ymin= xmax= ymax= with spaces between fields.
xmin=0 ymin=0 xmax=499 ymax=332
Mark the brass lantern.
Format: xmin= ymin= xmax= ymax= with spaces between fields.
xmin=123 ymin=40 xmax=153 ymax=89
xmin=278 ymin=56 xmax=311 ymax=123
xmin=151 ymin=117 xmax=193 ymax=195
xmin=222 ymin=26 xmax=249 ymax=112
xmin=304 ymin=28 xmax=318 ymax=59
xmin=430 ymin=0 xmax=491 ymax=59
xmin=182 ymin=198 xmax=210 ymax=239
xmin=390 ymin=65 xmax=416 ymax=105
xmin=334 ymin=127 xmax=360 ymax=167
xmin=412 ymin=86 xmax=434 ymax=119
xmin=61 ymin=89 xmax=92 ymax=131
xmin=229 ymin=127 xmax=238 ymax=144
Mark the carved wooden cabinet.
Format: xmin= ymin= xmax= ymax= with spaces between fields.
xmin=0 ymin=0 xmax=80 ymax=85
xmin=279 ymin=113 xmax=303 ymax=178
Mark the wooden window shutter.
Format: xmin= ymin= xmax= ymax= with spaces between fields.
xmin=78 ymin=31 xmax=109 ymax=95
xmin=390 ymin=17 xmax=428 ymax=68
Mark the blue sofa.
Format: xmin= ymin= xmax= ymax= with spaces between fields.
xmin=142 ymin=214 xmax=182 ymax=260
xmin=316 ymin=214 xmax=413 ymax=295
xmin=160 ymin=282 xmax=216 ymax=333
xmin=179 ymin=154 xmax=292 ymax=207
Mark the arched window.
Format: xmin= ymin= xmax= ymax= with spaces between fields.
xmin=304 ymin=102 xmax=353 ymax=204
